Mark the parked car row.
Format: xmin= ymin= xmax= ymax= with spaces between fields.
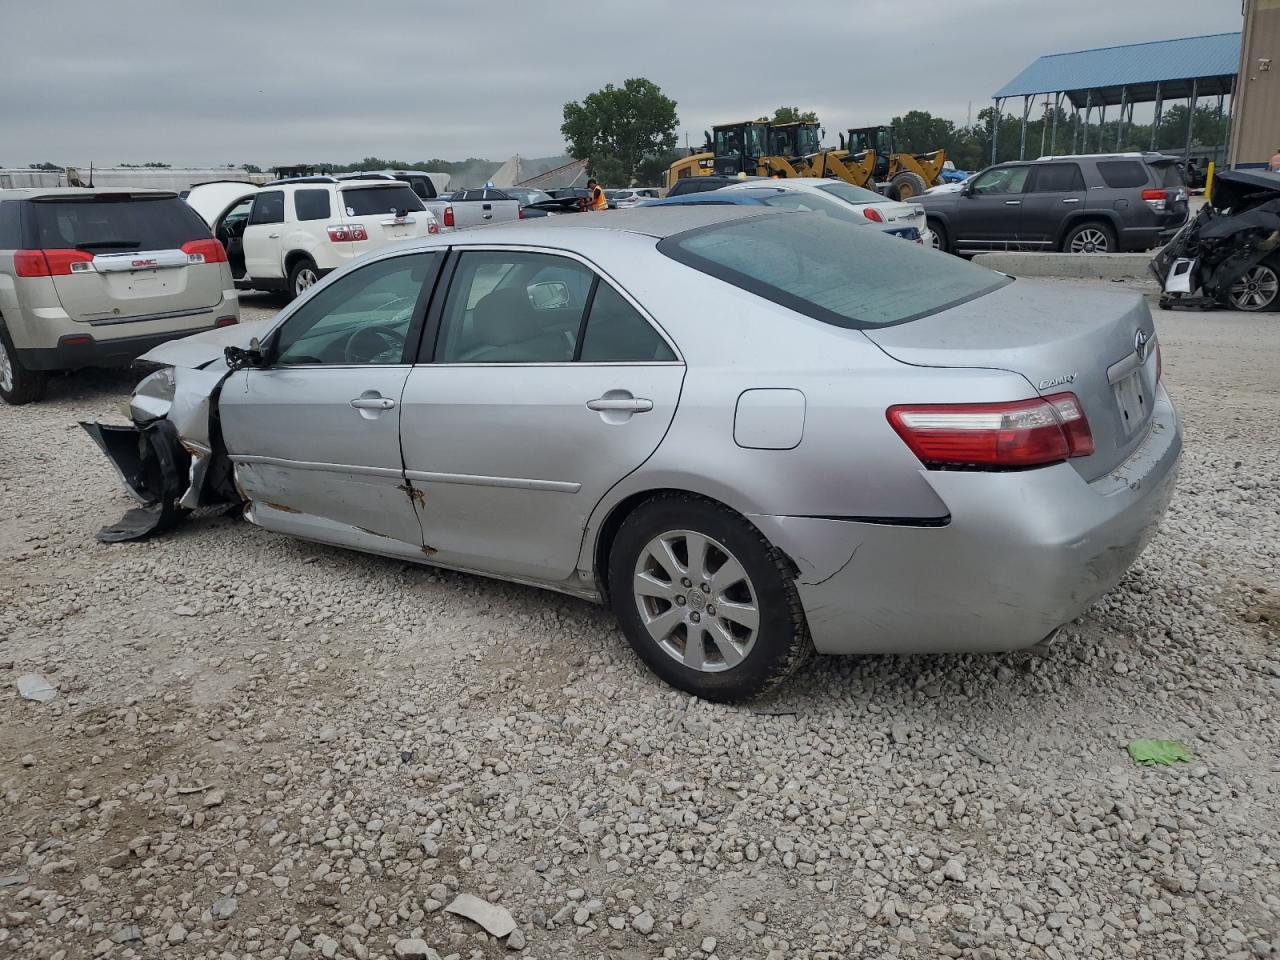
xmin=81 ymin=205 xmax=1181 ymax=700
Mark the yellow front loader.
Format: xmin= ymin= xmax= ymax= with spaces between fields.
xmin=843 ymin=126 xmax=946 ymax=200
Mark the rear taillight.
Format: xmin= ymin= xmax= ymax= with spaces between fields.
xmin=518 ymin=206 xmax=525 ymax=219
xmin=14 ymin=249 xmax=94 ymax=277
xmin=181 ymin=239 xmax=228 ymax=264
xmin=862 ymin=207 xmax=884 ymax=223
xmin=887 ymin=392 xmax=1094 ymax=469
xmin=1155 ymin=342 xmax=1162 ymax=383
xmin=427 ymin=221 xmax=440 ymax=234
xmin=1141 ymin=188 xmax=1168 ymax=211
xmin=326 ymin=224 xmax=369 ymax=242
xmin=443 ymin=206 xmax=455 ymax=228
xmin=215 ymin=316 xmax=237 ymax=328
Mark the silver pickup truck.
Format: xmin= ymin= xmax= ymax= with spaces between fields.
xmin=337 ymin=172 xmax=521 ymax=232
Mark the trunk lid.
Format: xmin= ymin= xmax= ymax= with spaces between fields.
xmin=337 ymin=183 xmax=437 ymax=245
xmin=863 ymin=279 xmax=1159 ymax=481
xmin=29 ymin=194 xmax=224 ymax=324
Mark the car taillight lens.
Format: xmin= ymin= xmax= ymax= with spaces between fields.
xmin=1141 ymin=188 xmax=1168 ymax=211
xmin=215 ymin=316 xmax=237 ymax=328
xmin=14 ymin=249 xmax=95 ymax=277
xmin=863 ymin=207 xmax=884 ymax=223
xmin=326 ymin=224 xmax=368 ymax=242
xmin=518 ymin=206 xmax=525 ymax=219
xmin=427 ymin=221 xmax=440 ymax=234
xmin=887 ymin=392 xmax=1093 ymax=469
xmin=1155 ymin=342 xmax=1162 ymax=383
xmin=443 ymin=206 xmax=455 ymax=228
xmin=181 ymin=239 xmax=228 ymax=264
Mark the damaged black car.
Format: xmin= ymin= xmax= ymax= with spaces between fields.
xmin=1152 ymin=169 xmax=1280 ymax=312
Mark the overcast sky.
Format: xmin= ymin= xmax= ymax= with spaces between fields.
xmin=3 ymin=0 xmax=1243 ymax=168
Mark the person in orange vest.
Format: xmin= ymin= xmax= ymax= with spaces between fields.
xmin=587 ymin=178 xmax=608 ymax=211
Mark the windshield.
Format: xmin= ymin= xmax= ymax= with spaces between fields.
xmin=659 ymin=213 xmax=1009 ymax=329
xmin=744 ymin=125 xmax=768 ymax=159
xmin=816 ymin=180 xmax=886 ymax=205
xmin=340 ymin=185 xmax=425 ymax=216
xmin=29 ymin=195 xmax=210 ymax=250
xmin=714 ymin=127 xmax=742 ymax=157
xmin=797 ymin=126 xmax=820 ymax=156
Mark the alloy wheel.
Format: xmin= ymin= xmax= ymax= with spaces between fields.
xmin=0 ymin=342 xmax=13 ymax=394
xmin=632 ymin=529 xmax=759 ymax=673
xmin=1069 ymin=228 xmax=1110 ymax=253
xmin=1227 ymin=264 xmax=1279 ymax=311
xmin=295 ymin=268 xmax=318 ymax=295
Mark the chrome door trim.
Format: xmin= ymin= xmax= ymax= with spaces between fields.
xmin=403 ymin=469 xmax=580 ymax=493
xmin=437 ymin=242 xmax=684 ymax=362
xmin=230 ymin=454 xmax=403 ymax=479
xmin=423 ymin=360 xmax=683 ymax=369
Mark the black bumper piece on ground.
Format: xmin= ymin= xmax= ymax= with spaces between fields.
xmin=80 ymin=420 xmax=192 ymax=542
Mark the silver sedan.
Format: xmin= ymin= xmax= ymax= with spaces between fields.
xmin=84 ymin=207 xmax=1181 ymax=701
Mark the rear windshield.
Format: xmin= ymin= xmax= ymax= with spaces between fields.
xmin=659 ymin=213 xmax=1009 ymax=329
xmin=1157 ymin=162 xmax=1186 ymax=188
xmin=816 ymin=180 xmax=884 ymax=205
xmin=28 ymin=195 xmax=210 ymax=250
xmin=340 ymin=185 xmax=426 ymax=217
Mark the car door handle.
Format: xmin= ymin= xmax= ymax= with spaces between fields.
xmin=1004 ymin=200 xmax=1022 ymax=205
xmin=587 ymin=397 xmax=653 ymax=413
xmin=268 ymin=233 xmax=280 ymax=238
xmin=350 ymin=397 xmax=396 ymax=410
xmin=1062 ymin=198 xmax=1081 ymax=204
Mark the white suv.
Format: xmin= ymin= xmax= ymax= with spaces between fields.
xmin=186 ymin=177 xmax=439 ymax=300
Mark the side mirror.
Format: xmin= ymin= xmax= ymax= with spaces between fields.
xmin=527 ymin=280 xmax=569 ymax=310
xmin=225 ymin=336 xmax=266 ymax=370
xmin=960 ymin=182 xmax=975 ymax=197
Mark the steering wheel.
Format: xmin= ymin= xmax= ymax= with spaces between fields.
xmin=344 ymin=325 xmax=405 ymax=364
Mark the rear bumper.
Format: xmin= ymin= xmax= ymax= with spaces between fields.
xmin=753 ymin=388 xmax=1182 ymax=655
xmin=18 ymin=320 xmax=236 ymax=371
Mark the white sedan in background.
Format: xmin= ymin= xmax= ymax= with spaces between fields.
xmin=721 ymin=178 xmax=932 ymax=245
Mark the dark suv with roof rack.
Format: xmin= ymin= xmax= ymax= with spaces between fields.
xmin=916 ymin=153 xmax=1188 ymax=255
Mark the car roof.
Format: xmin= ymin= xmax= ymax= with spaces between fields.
xmin=0 ymin=187 xmax=178 ymax=200
xmin=1028 ymin=152 xmax=1178 ymax=163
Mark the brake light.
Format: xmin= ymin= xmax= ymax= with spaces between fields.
xmin=443 ymin=206 xmax=455 ymax=228
xmin=1155 ymin=342 xmax=1162 ymax=383
xmin=518 ymin=206 xmax=525 ymax=219
xmin=181 ymin=239 xmax=228 ymax=264
xmin=887 ymin=391 xmax=1093 ymax=469
xmin=14 ymin=249 xmax=94 ymax=277
xmin=326 ymin=224 xmax=369 ymax=242
xmin=215 ymin=316 xmax=237 ymax=328
xmin=863 ymin=207 xmax=884 ymax=223
xmin=1141 ymin=188 xmax=1168 ymax=211
xmin=427 ymin=221 xmax=440 ymax=234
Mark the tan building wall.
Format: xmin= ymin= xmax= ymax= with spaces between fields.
xmin=1229 ymin=0 xmax=1280 ymax=166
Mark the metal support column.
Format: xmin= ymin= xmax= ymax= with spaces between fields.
xmin=1151 ymin=82 xmax=1163 ymax=150
xmin=1213 ymin=93 xmax=1225 ymax=167
xmin=1115 ymin=86 xmax=1128 ymax=150
xmin=1019 ymin=95 xmax=1032 ymax=160
xmin=1097 ymin=103 xmax=1107 ymax=153
xmin=991 ymin=98 xmax=1004 ymax=164
xmin=1184 ymin=78 xmax=1198 ymax=158
xmin=1081 ymin=90 xmax=1092 ymax=156
xmin=1050 ymin=92 xmax=1062 ymax=154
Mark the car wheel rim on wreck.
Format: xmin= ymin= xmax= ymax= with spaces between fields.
xmin=0 ymin=342 xmax=13 ymax=394
xmin=1069 ymin=229 xmax=1110 ymax=253
xmin=633 ymin=529 xmax=759 ymax=673
xmin=1227 ymin=264 xmax=1279 ymax=311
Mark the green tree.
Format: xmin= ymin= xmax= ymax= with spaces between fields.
xmin=28 ymin=161 xmax=61 ymax=171
xmin=562 ymin=78 xmax=678 ymax=186
xmin=771 ymin=106 xmax=819 ymax=125
xmin=242 ymin=163 xmax=262 ymax=174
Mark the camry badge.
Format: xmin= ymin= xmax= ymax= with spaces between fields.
xmin=1038 ymin=372 xmax=1078 ymax=389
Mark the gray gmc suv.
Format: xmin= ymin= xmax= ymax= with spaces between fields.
xmin=917 ymin=153 xmax=1188 ymax=256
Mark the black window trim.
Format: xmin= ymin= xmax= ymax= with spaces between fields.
xmin=657 ymin=213 xmax=1011 ymax=331
xmin=248 ymin=190 xmax=286 ymax=226
xmin=261 ymin=249 xmax=445 ymax=369
xmin=292 ymin=187 xmax=332 ymax=222
xmin=417 ymin=244 xmax=682 ymax=366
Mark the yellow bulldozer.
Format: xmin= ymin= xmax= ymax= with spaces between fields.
xmin=841 ymin=126 xmax=946 ymax=200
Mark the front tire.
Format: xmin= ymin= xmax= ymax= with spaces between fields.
xmin=288 ymin=257 xmax=320 ymax=301
xmin=0 ymin=320 xmax=48 ymax=406
xmin=1225 ymin=257 xmax=1280 ymax=312
xmin=927 ymin=218 xmax=949 ymax=254
xmin=1062 ymin=221 xmax=1116 ymax=254
xmin=889 ymin=170 xmax=928 ymax=201
xmin=608 ymin=495 xmax=812 ymax=702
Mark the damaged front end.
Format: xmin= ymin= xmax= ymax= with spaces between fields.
xmin=81 ymin=325 xmax=264 ymax=542
xmin=1152 ymin=169 xmax=1280 ymax=311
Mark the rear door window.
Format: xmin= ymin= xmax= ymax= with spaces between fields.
xmin=0 ymin=200 xmax=23 ymax=248
xmin=293 ymin=189 xmax=331 ymax=222
xmin=1029 ymin=163 xmax=1085 ymax=192
xmin=27 ymin=195 xmax=211 ymax=250
xmin=660 ymin=213 xmax=1009 ymax=329
xmin=578 ymin=282 xmax=675 ymax=362
xmin=248 ymin=191 xmax=285 ymax=226
xmin=341 ymin=185 xmax=425 ymax=217
xmin=1096 ymin=160 xmax=1149 ymax=189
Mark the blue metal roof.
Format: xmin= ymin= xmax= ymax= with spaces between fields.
xmin=994 ymin=33 xmax=1240 ymax=105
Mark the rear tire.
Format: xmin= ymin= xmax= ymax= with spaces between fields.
xmin=0 ymin=319 xmax=48 ymax=406
xmin=287 ymin=257 xmax=320 ymax=301
xmin=1225 ymin=256 xmax=1280 ymax=312
xmin=926 ymin=218 xmax=949 ymax=254
xmin=608 ymin=495 xmax=812 ymax=702
xmin=889 ymin=170 xmax=928 ymax=201
xmin=1062 ymin=221 xmax=1116 ymax=254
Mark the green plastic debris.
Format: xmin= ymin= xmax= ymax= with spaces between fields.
xmin=1127 ymin=740 xmax=1193 ymax=766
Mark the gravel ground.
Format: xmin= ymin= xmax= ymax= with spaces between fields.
xmin=1 ymin=286 xmax=1277 ymax=960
